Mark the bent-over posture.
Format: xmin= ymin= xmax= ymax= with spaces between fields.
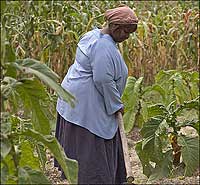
xmin=54 ymin=5 xmax=138 ymax=184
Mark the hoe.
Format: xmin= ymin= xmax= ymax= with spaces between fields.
xmin=116 ymin=112 xmax=135 ymax=184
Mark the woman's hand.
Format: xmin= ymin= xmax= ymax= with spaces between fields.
xmin=116 ymin=106 xmax=124 ymax=115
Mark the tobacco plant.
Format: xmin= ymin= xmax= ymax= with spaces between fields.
xmin=1 ymin=15 xmax=78 ymax=184
xmin=122 ymin=70 xmax=199 ymax=132
xmin=135 ymin=97 xmax=199 ymax=182
xmin=122 ymin=70 xmax=199 ymax=182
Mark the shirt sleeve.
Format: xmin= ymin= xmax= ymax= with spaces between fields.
xmin=91 ymin=41 xmax=123 ymax=115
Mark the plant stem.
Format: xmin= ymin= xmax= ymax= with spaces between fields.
xmin=9 ymin=137 xmax=19 ymax=184
xmin=171 ymin=134 xmax=181 ymax=166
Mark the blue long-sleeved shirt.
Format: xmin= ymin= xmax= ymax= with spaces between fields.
xmin=56 ymin=28 xmax=128 ymax=139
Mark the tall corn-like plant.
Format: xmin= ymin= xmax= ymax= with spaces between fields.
xmin=119 ymin=1 xmax=198 ymax=84
xmin=1 ymin=13 xmax=78 ymax=184
xmin=3 ymin=1 xmax=198 ymax=84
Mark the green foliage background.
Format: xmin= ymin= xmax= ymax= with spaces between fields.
xmin=1 ymin=0 xmax=199 ymax=184
xmin=1 ymin=0 xmax=199 ymax=84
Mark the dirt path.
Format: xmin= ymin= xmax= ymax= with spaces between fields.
xmin=129 ymin=140 xmax=148 ymax=184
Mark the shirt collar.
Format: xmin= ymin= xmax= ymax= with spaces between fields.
xmin=93 ymin=27 xmax=116 ymax=46
xmin=100 ymin=32 xmax=116 ymax=45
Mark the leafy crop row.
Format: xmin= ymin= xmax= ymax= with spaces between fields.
xmin=1 ymin=22 xmax=78 ymax=184
xmin=122 ymin=71 xmax=199 ymax=182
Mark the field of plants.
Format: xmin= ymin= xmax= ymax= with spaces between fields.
xmin=1 ymin=1 xmax=199 ymax=184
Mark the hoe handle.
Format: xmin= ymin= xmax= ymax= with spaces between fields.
xmin=116 ymin=112 xmax=134 ymax=184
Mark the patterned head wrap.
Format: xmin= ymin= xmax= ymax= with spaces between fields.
xmin=105 ymin=5 xmax=138 ymax=25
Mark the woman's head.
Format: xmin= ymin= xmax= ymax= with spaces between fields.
xmin=108 ymin=23 xmax=137 ymax=42
xmin=104 ymin=5 xmax=138 ymax=42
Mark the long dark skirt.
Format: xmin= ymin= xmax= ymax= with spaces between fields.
xmin=54 ymin=113 xmax=127 ymax=184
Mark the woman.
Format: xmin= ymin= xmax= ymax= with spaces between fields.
xmin=55 ymin=5 xmax=138 ymax=184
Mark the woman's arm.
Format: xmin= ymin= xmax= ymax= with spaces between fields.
xmin=91 ymin=41 xmax=124 ymax=115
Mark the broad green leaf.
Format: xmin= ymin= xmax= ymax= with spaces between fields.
xmin=17 ymin=78 xmax=48 ymax=100
xmin=122 ymin=77 xmax=143 ymax=132
xmin=122 ymin=77 xmax=137 ymax=132
xmin=3 ymin=155 xmax=16 ymax=180
xmin=135 ymin=115 xmax=144 ymax=129
xmin=19 ymin=141 xmax=40 ymax=170
xmin=10 ymin=115 xmax=32 ymax=133
xmin=1 ymin=139 xmax=11 ymax=159
xmin=154 ymin=71 xmax=198 ymax=106
xmin=1 ymin=77 xmax=19 ymax=99
xmin=147 ymin=150 xmax=173 ymax=183
xmin=193 ymin=121 xmax=200 ymax=135
xmin=171 ymin=73 xmax=191 ymax=103
xmin=36 ymin=144 xmax=47 ymax=170
xmin=5 ymin=64 xmax=17 ymax=78
xmin=190 ymin=82 xmax=199 ymax=99
xmin=15 ymin=58 xmax=58 ymax=81
xmin=135 ymin=141 xmax=153 ymax=177
xmin=13 ymin=58 xmax=75 ymax=107
xmin=0 ymin=121 xmax=11 ymax=135
xmin=15 ymin=78 xmax=50 ymax=135
xmin=174 ymin=97 xmax=200 ymax=116
xmin=123 ymin=76 xmax=143 ymax=110
xmin=142 ymin=135 xmax=163 ymax=164
xmin=142 ymin=86 xmax=163 ymax=104
xmin=182 ymin=71 xmax=199 ymax=99
xmin=122 ymin=76 xmax=137 ymax=107
xmin=18 ymin=167 xmax=32 ymax=184
xmin=1 ymin=163 xmax=9 ymax=184
xmin=18 ymin=166 xmax=50 ymax=184
xmin=166 ymin=100 xmax=176 ymax=112
xmin=1 ymin=77 xmax=21 ymax=113
xmin=31 ymin=100 xmax=51 ymax=135
xmin=5 ymin=41 xmax=16 ymax=63
xmin=191 ymin=71 xmax=199 ymax=82
xmin=4 ymin=42 xmax=17 ymax=78
xmin=155 ymin=70 xmax=177 ymax=85
xmin=142 ymin=135 xmax=155 ymax=149
xmin=150 ymin=84 xmax=166 ymax=102
xmin=140 ymin=117 xmax=165 ymax=138
xmin=141 ymin=101 xmax=148 ymax=123
xmin=21 ymin=129 xmax=78 ymax=184
xmin=178 ymin=136 xmax=199 ymax=176
xmin=154 ymin=71 xmax=183 ymax=105
xmin=147 ymin=104 xmax=168 ymax=118
xmin=140 ymin=117 xmax=166 ymax=163
xmin=123 ymin=111 xmax=136 ymax=132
